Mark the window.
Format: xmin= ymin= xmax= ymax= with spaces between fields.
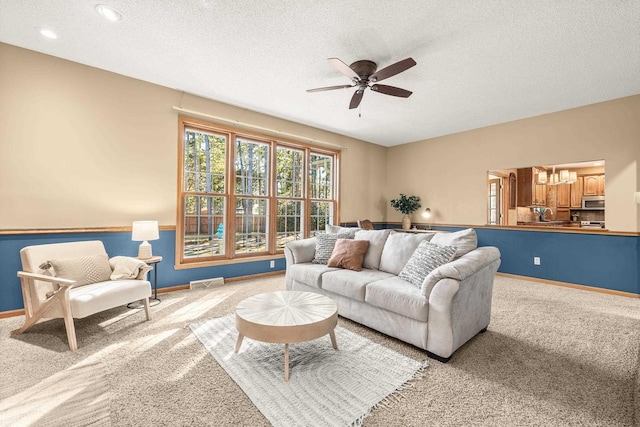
xmin=235 ymin=138 xmax=269 ymax=254
xmin=182 ymin=127 xmax=227 ymax=259
xmin=276 ymin=146 xmax=304 ymax=248
xmin=309 ymin=153 xmax=334 ymax=236
xmin=177 ymin=116 xmax=339 ymax=266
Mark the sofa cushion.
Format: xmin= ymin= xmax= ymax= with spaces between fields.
xmin=365 ymin=277 xmax=429 ymax=322
xmin=46 ymin=254 xmax=112 ymax=287
xmin=325 ymin=225 xmax=360 ymax=234
xmin=378 ymin=231 xmax=435 ymax=275
xmin=399 ymin=241 xmax=457 ymax=288
xmin=430 ymin=228 xmax=477 ymax=258
xmin=327 ymin=239 xmax=370 ymax=271
xmin=288 ymin=263 xmax=339 ymax=288
xmin=354 ymin=229 xmax=391 ymax=270
xmin=322 ymin=269 xmax=395 ymax=301
xmin=312 ymin=232 xmax=354 ymax=264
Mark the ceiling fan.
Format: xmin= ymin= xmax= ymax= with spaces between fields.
xmin=307 ymin=57 xmax=416 ymax=109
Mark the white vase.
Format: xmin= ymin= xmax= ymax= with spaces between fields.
xmin=402 ymin=215 xmax=411 ymax=230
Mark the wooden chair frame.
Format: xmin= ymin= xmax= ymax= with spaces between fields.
xmin=13 ymin=268 xmax=152 ymax=351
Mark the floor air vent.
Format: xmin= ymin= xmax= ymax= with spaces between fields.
xmin=190 ymin=277 xmax=225 ymax=290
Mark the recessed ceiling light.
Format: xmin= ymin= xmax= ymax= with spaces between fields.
xmin=95 ymin=4 xmax=123 ymax=22
xmin=35 ymin=27 xmax=58 ymax=39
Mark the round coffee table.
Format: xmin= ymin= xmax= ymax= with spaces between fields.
xmin=235 ymin=291 xmax=338 ymax=381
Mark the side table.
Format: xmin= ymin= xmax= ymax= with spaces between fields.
xmin=140 ymin=255 xmax=162 ymax=305
xmin=128 ymin=256 xmax=162 ymax=309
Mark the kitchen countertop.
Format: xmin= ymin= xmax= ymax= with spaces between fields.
xmin=508 ymin=222 xmax=609 ymax=232
xmin=517 ymin=221 xmax=580 ymax=228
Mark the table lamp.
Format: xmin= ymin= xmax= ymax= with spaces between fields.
xmin=423 ymin=208 xmax=432 ymax=230
xmin=132 ymin=221 xmax=159 ymax=259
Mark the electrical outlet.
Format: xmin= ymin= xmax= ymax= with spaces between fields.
xmin=270 ymin=260 xmax=275 ymax=268
xmin=534 ymin=257 xmax=541 ymax=265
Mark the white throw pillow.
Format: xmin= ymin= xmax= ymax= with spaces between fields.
xmin=354 ymin=229 xmax=391 ymax=270
xmin=398 ymin=241 xmax=457 ymax=288
xmin=430 ymin=228 xmax=477 ymax=258
xmin=45 ymin=254 xmax=112 ymax=287
xmin=325 ymin=224 xmax=361 ymax=234
xmin=378 ymin=231 xmax=435 ymax=275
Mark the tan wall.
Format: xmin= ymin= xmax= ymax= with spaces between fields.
xmin=2 ymin=42 xmax=637 ymax=232
xmin=386 ymin=95 xmax=640 ymax=232
xmin=0 ymin=43 xmax=387 ymax=228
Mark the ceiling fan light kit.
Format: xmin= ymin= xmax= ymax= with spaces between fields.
xmin=307 ymin=57 xmax=416 ymax=110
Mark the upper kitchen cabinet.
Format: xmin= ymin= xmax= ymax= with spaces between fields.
xmin=517 ymin=167 xmax=547 ymax=206
xmin=570 ymin=177 xmax=584 ymax=208
xmin=557 ymin=182 xmax=571 ymax=208
xmin=583 ymin=174 xmax=605 ymax=196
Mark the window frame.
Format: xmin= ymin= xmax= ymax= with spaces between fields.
xmin=176 ymin=116 xmax=340 ymax=268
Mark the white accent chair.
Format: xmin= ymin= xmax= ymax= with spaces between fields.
xmin=14 ymin=241 xmax=153 ymax=351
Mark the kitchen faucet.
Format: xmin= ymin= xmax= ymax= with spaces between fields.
xmin=533 ymin=206 xmax=553 ymax=221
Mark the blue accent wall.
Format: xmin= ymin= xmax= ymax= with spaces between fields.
xmin=436 ymin=226 xmax=639 ymax=295
xmin=0 ymin=230 xmax=286 ymax=312
xmin=376 ymin=224 xmax=638 ymax=295
xmin=1 ymin=226 xmax=637 ymax=313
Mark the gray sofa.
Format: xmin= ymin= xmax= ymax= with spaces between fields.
xmin=284 ymin=228 xmax=501 ymax=362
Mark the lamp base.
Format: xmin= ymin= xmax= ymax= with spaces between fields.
xmin=138 ymin=241 xmax=152 ymax=259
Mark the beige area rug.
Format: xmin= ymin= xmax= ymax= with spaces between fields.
xmin=0 ymin=275 xmax=639 ymax=426
xmin=190 ymin=314 xmax=426 ymax=426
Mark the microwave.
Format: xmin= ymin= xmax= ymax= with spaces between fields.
xmin=582 ymin=196 xmax=605 ymax=210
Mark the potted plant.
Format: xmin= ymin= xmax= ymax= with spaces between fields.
xmin=390 ymin=194 xmax=421 ymax=229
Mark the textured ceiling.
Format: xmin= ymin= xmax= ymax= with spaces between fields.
xmin=1 ymin=1 xmax=639 ymax=146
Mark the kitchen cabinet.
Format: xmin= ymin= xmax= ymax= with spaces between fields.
xmin=557 ymin=183 xmax=570 ymax=208
xmin=570 ymin=177 xmax=583 ymax=208
xmin=535 ymin=184 xmax=547 ymax=206
xmin=583 ymin=175 xmax=604 ymax=196
xmin=517 ymin=167 xmax=546 ymax=206
xmin=556 ymin=208 xmax=570 ymax=221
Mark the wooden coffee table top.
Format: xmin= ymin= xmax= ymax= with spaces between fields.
xmin=237 ymin=291 xmax=336 ymax=326
xmin=235 ymin=291 xmax=339 ymax=381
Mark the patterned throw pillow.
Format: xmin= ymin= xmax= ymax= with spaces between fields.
xmin=312 ymin=232 xmax=355 ymax=264
xmin=398 ymin=241 xmax=457 ymax=288
xmin=46 ymin=254 xmax=113 ymax=287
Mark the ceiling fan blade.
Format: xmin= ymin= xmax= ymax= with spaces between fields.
xmin=371 ymin=84 xmax=413 ymax=98
xmin=349 ymin=89 xmax=364 ymax=109
xmin=306 ymin=84 xmax=354 ymax=93
xmin=370 ymin=58 xmax=416 ymax=82
xmin=328 ymin=58 xmax=359 ymax=79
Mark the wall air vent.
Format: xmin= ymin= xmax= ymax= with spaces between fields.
xmin=189 ymin=277 xmax=224 ymax=290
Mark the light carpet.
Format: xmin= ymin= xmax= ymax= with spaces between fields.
xmin=190 ymin=314 xmax=426 ymax=427
xmin=1 ymin=275 xmax=639 ymax=426
xmin=0 ymin=360 xmax=109 ymax=427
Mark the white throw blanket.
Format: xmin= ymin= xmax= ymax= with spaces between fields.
xmin=109 ymin=256 xmax=147 ymax=280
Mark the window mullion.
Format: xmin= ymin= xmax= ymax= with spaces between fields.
xmin=226 ymin=132 xmax=236 ymax=260
xmin=304 ymin=147 xmax=311 ymax=238
xmin=269 ymin=141 xmax=277 ymax=253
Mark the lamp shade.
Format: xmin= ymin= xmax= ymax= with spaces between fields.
xmin=536 ymin=171 xmax=548 ymax=184
xmin=132 ymin=221 xmax=159 ymax=242
xmin=569 ymin=171 xmax=577 ymax=182
xmin=422 ymin=208 xmax=431 ymax=218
